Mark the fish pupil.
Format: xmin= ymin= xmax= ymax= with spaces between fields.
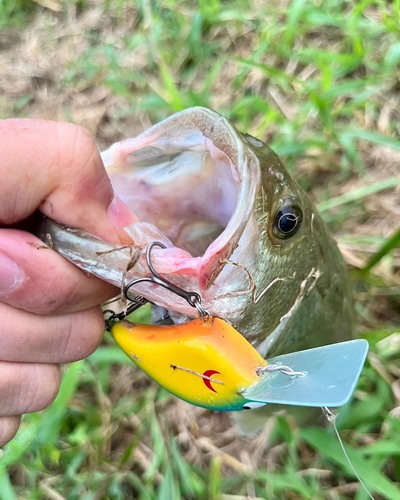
xmin=280 ymin=214 xmax=298 ymax=232
xmin=273 ymin=206 xmax=302 ymax=239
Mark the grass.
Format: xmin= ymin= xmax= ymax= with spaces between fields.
xmin=0 ymin=0 xmax=400 ymax=498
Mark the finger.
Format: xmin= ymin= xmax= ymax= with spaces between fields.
xmin=0 ymin=229 xmax=117 ymax=314
xmin=0 ymin=415 xmax=21 ymax=447
xmin=0 ymin=362 xmax=60 ymax=416
xmin=0 ymin=301 xmax=105 ymax=363
xmin=0 ymin=119 xmax=136 ymax=243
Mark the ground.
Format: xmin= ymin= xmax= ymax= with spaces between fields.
xmin=0 ymin=1 xmax=399 ymax=499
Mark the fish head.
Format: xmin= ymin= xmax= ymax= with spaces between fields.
xmin=39 ymin=107 xmax=353 ymax=358
xmin=102 ymin=107 xmax=353 ymax=355
xmin=233 ymin=138 xmax=354 ymax=356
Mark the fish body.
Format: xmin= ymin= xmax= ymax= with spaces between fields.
xmin=38 ymin=107 xmax=354 ymax=359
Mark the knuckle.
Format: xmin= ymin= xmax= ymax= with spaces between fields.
xmin=71 ymin=307 xmax=105 ymax=360
xmin=38 ymin=277 xmax=81 ymax=315
xmin=58 ymin=307 xmax=105 ymax=363
xmin=56 ymin=314 xmax=75 ymax=359
xmin=57 ymin=122 xmax=98 ymax=176
xmin=23 ymin=364 xmax=61 ymax=413
xmin=0 ymin=416 xmax=20 ymax=447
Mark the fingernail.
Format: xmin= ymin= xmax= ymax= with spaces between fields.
xmin=108 ymin=195 xmax=138 ymax=229
xmin=0 ymin=251 xmax=24 ymax=292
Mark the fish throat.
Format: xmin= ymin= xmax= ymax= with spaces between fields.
xmin=102 ymin=108 xmax=261 ymax=316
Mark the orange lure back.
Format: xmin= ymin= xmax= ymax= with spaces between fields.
xmin=111 ymin=317 xmax=268 ymax=411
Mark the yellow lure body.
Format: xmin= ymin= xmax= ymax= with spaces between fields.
xmin=111 ymin=317 xmax=268 ymax=411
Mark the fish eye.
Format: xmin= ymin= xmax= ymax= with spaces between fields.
xmin=273 ymin=205 xmax=302 ymax=239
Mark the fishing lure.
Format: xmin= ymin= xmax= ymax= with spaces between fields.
xmin=112 ymin=317 xmax=268 ymax=411
xmin=105 ymin=242 xmax=369 ymax=412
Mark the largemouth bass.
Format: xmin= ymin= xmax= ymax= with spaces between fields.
xmin=38 ymin=107 xmax=354 ymax=359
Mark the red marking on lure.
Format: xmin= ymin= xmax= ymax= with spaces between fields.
xmin=203 ymin=370 xmax=221 ymax=393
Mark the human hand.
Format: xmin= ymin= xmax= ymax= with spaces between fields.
xmin=0 ymin=119 xmax=136 ymax=446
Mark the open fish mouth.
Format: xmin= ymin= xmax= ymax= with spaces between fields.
xmin=39 ymin=107 xmax=262 ymax=320
xmin=102 ymin=107 xmax=260 ymax=288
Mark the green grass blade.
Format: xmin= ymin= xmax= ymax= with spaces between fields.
xmin=363 ymin=227 xmax=400 ymax=272
xmin=158 ymin=61 xmax=186 ymax=112
xmin=317 ymin=176 xmax=400 ymax=212
xmin=0 ymin=424 xmax=37 ymax=469
xmin=0 ymin=471 xmax=17 ymax=500
xmin=284 ymin=0 xmax=307 ymax=47
xmin=33 ymin=361 xmax=83 ymax=446
xmin=88 ymin=345 xmax=133 ymax=365
xmin=157 ymin=465 xmax=179 ymax=500
xmin=171 ymin=439 xmax=204 ymax=498
xmin=233 ymin=56 xmax=296 ymax=88
xmin=343 ymin=130 xmax=400 ymax=151
xmin=257 ymin=470 xmax=316 ymax=498
xmin=209 ymin=456 xmax=222 ymax=499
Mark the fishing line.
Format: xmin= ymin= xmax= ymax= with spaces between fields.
xmin=321 ymin=407 xmax=376 ymax=500
xmin=265 ymin=366 xmax=376 ymax=499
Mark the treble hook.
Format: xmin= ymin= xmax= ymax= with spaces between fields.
xmin=104 ymin=242 xmax=210 ymax=329
xmin=125 ymin=242 xmax=210 ymax=319
xmin=103 ymin=295 xmax=148 ymax=327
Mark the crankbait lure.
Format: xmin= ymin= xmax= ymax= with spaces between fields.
xmin=112 ymin=317 xmax=267 ymax=411
xmin=105 ymin=242 xmax=268 ymax=411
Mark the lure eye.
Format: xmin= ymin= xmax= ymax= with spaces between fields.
xmin=273 ymin=205 xmax=302 ymax=239
xmin=242 ymin=402 xmax=267 ymax=410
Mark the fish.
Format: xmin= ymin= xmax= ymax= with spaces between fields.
xmin=38 ymin=106 xmax=354 ymax=361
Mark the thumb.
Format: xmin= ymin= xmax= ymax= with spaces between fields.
xmin=0 ymin=119 xmax=136 ymax=244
